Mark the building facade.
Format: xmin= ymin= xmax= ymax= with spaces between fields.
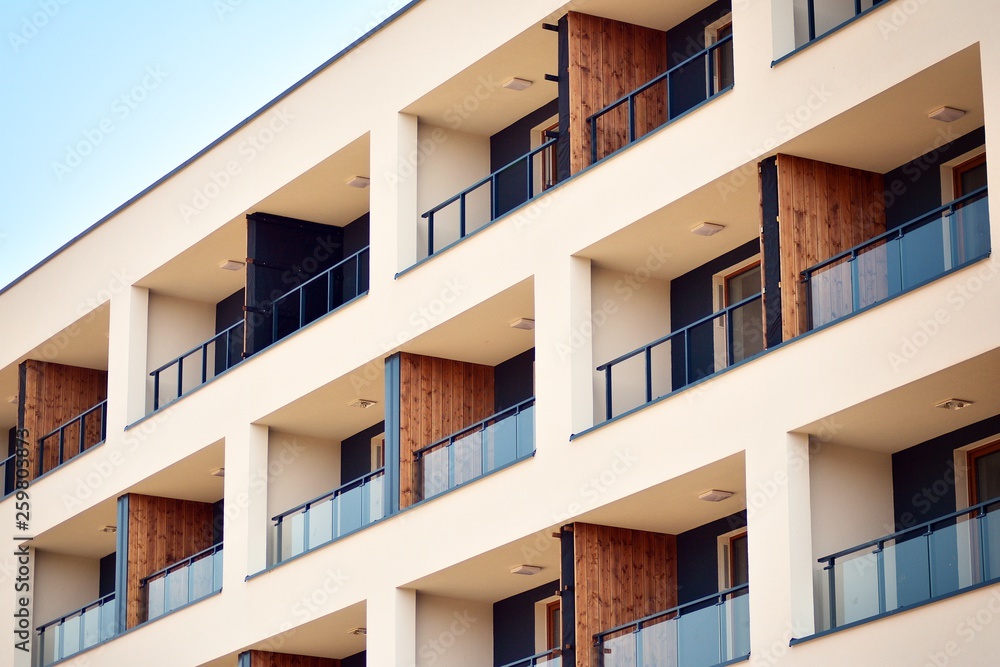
xmin=2 ymin=0 xmax=1000 ymax=665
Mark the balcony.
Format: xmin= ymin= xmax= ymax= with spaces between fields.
xmin=34 ymin=399 xmax=109 ymax=476
xmin=815 ymin=497 xmax=1000 ymax=633
xmin=272 ymin=468 xmax=385 ymax=565
xmin=37 ymin=593 xmax=117 ymax=667
xmin=141 ymin=542 xmax=223 ymax=622
xmin=594 ymin=585 xmax=750 ymax=667
xmin=803 ymin=188 xmax=990 ymax=331
xmin=499 ymin=649 xmax=562 ymax=667
xmin=782 ymin=0 xmax=889 ymax=59
xmin=413 ymin=398 xmax=535 ymax=503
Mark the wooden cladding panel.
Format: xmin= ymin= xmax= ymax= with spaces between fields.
xmin=776 ymin=154 xmax=886 ymax=339
xmin=574 ymin=523 xmax=677 ymax=667
xmin=397 ymin=352 xmax=494 ymax=508
xmin=567 ymin=12 xmax=667 ymax=172
xmin=246 ymin=650 xmax=339 ymax=667
xmin=125 ymin=494 xmax=215 ymax=628
xmin=18 ymin=360 xmax=107 ymax=479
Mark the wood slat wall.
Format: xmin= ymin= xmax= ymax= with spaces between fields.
xmin=17 ymin=359 xmax=108 ymax=479
xmin=397 ymin=352 xmax=494 ymax=508
xmin=125 ymin=494 xmax=215 ymax=628
xmin=776 ymin=154 xmax=886 ymax=339
xmin=573 ymin=522 xmax=677 ymax=667
xmin=246 ymin=650 xmax=340 ymax=667
xmin=567 ymin=12 xmax=667 ymax=172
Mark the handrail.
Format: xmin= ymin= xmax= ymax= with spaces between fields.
xmin=593 ymin=583 xmax=749 ymax=643
xmin=37 ymin=399 xmax=108 ymax=474
xmin=818 ymin=495 xmax=1000 ymax=564
xmin=596 ymin=293 xmax=762 ymax=421
xmin=272 ymin=467 xmax=385 ymax=524
xmin=0 ymin=452 xmax=15 ymax=498
xmin=587 ymin=34 xmax=733 ymax=164
xmin=497 ymin=649 xmax=562 ymax=667
xmin=139 ymin=542 xmax=223 ymax=588
xmin=150 ymin=318 xmax=245 ymax=410
xmin=801 ymin=186 xmax=988 ymax=279
xmin=37 ymin=592 xmax=115 ymax=633
xmin=413 ymin=397 xmax=535 ymax=458
xmin=271 ymin=246 xmax=370 ymax=343
xmin=421 ymin=138 xmax=558 ymax=256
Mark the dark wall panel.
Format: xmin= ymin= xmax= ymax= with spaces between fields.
xmin=759 ymin=156 xmax=782 ymax=348
xmin=491 ymin=99 xmax=559 ymax=218
xmin=494 ymin=349 xmax=535 ymax=412
xmin=668 ymin=239 xmax=758 ymax=389
xmin=676 ymin=511 xmax=746 ymax=605
xmin=341 ymin=421 xmax=386 ymax=483
xmin=665 ymin=0 xmax=732 ymax=116
xmin=340 ymin=652 xmax=365 ymax=667
xmin=493 ymin=579 xmax=559 ymax=665
xmin=883 ymin=126 xmax=986 ymax=229
xmin=215 ymin=288 xmax=246 ymax=374
xmin=99 ymin=552 xmax=116 ymax=598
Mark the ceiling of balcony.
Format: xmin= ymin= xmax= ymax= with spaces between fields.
xmin=137 ymin=134 xmax=370 ymax=304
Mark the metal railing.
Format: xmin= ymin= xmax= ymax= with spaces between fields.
xmin=587 ymin=34 xmax=733 ymax=165
xmin=805 ymin=0 xmax=882 ymax=44
xmin=36 ymin=593 xmax=117 ymax=667
xmin=498 ymin=649 xmax=562 ymax=667
xmin=272 ymin=467 xmax=385 ymax=564
xmin=422 ymin=138 xmax=557 ymax=256
xmin=140 ymin=542 xmax=223 ymax=622
xmin=597 ymin=293 xmax=762 ymax=421
xmin=802 ymin=187 xmax=989 ymax=331
xmin=594 ymin=584 xmax=750 ymax=667
xmin=36 ymin=399 xmax=108 ymax=476
xmin=271 ymin=246 xmax=369 ymax=344
xmin=413 ymin=398 xmax=535 ymax=502
xmin=1 ymin=452 xmax=17 ymax=498
xmin=150 ymin=319 xmax=246 ymax=410
xmin=818 ymin=496 xmax=1000 ymax=631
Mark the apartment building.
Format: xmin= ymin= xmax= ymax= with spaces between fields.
xmin=2 ymin=0 xmax=999 ymax=665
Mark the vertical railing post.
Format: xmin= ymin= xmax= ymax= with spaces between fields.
xmin=448 ymin=438 xmax=456 ymax=490
xmin=201 ymin=343 xmax=208 ymax=383
xmin=850 ymin=251 xmax=860 ymax=314
xmin=298 ymin=288 xmax=306 ymax=332
xmin=684 ymin=328 xmax=691 ymax=386
xmin=707 ymin=44 xmax=716 ymax=98
xmin=100 ymin=401 xmax=108 ymax=442
xmin=726 ymin=309 xmax=735 ymax=368
xmin=153 ymin=371 xmax=161 ymax=411
xmin=303 ymin=502 xmax=311 ymax=553
xmin=854 ymin=0 xmax=862 ymax=17
xmin=634 ymin=622 xmax=644 ymax=666
xmin=591 ymin=116 xmax=598 ymax=165
xmin=225 ymin=328 xmax=232 ymax=370
xmin=176 ymin=357 xmax=184 ymax=404
xmin=274 ymin=516 xmax=283 ymax=564
xmin=925 ymin=527 xmax=935 ymax=598
xmin=58 ymin=430 xmax=65 ymax=468
xmin=427 ymin=212 xmax=435 ymax=256
xmin=526 ymin=151 xmax=535 ymax=200
xmin=333 ymin=493 xmax=340 ymax=540
xmin=978 ymin=506 xmax=989 ymax=583
xmin=644 ymin=346 xmax=653 ymax=404
xmin=826 ymin=559 xmax=837 ymax=629
xmin=875 ymin=542 xmax=886 ymax=614
xmin=807 ymin=0 xmax=817 ymax=41
xmin=327 ymin=266 xmax=335 ymax=313
xmin=628 ymin=95 xmax=636 ymax=144
xmin=77 ymin=415 xmax=86 ymax=458
xmin=717 ymin=594 xmax=726 ymax=664
xmin=604 ymin=366 xmax=613 ymax=422
xmin=459 ymin=193 xmax=467 ymax=239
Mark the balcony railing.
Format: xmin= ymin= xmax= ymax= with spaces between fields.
xmin=803 ymin=0 xmax=885 ymax=45
xmin=803 ymin=187 xmax=990 ymax=330
xmin=1 ymin=452 xmax=17 ymax=498
xmin=273 ymin=467 xmax=385 ymax=564
xmin=37 ymin=399 xmax=108 ymax=476
xmin=422 ymin=138 xmax=557 ymax=257
xmin=413 ymin=398 xmax=535 ymax=503
xmin=817 ymin=496 xmax=1000 ymax=632
xmin=498 ymin=649 xmax=562 ymax=667
xmin=594 ymin=585 xmax=750 ymax=667
xmin=37 ymin=593 xmax=117 ymax=667
xmin=140 ymin=542 xmax=223 ymax=622
xmin=271 ymin=246 xmax=370 ymax=344
xmin=587 ymin=34 xmax=733 ymax=165
xmin=597 ymin=293 xmax=762 ymax=421
xmin=150 ymin=319 xmax=245 ymax=410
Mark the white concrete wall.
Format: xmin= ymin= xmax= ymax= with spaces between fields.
xmin=415 ymin=594 xmax=492 ymax=667
xmin=590 ymin=265 xmax=670 ymax=420
xmin=416 ymin=123 xmax=491 ymax=259
xmin=33 ymin=551 xmax=101 ymax=627
xmin=145 ymin=292 xmax=216 ymax=412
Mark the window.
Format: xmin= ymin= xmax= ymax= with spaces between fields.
xmin=705 ymin=14 xmax=734 ymax=92
xmin=968 ymin=439 xmax=1000 ymax=506
xmin=718 ymin=528 xmax=749 ymax=590
xmin=954 ymin=153 xmax=987 ymax=198
xmin=371 ymin=433 xmax=385 ymax=470
xmin=545 ymin=600 xmax=560 ymax=650
xmin=713 ymin=258 xmax=764 ymax=367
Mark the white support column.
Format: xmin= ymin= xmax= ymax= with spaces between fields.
xmin=745 ymin=431 xmax=815 ymax=658
xmin=980 ymin=30 xmax=1000 ymax=252
xmin=223 ymin=423 xmax=270 ymax=585
xmin=367 ymin=586 xmax=417 ymax=667
xmin=106 ymin=285 xmax=148 ymax=430
xmin=370 ymin=111 xmax=419 ymax=282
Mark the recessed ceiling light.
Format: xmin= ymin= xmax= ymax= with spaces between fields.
xmin=928 ymin=106 xmax=966 ymax=123
xmin=349 ymin=398 xmax=378 ymax=409
xmin=210 ymin=467 xmax=225 ymax=478
xmin=346 ymin=176 xmax=370 ymax=189
xmin=510 ymin=564 xmax=542 ymax=575
xmin=935 ymin=398 xmax=973 ymax=411
xmin=510 ymin=318 xmax=535 ymax=330
xmin=348 ymin=627 xmax=367 ymax=636
xmin=502 ymin=77 xmax=533 ymax=91
xmin=691 ymin=222 xmax=725 ymax=236
xmin=698 ymin=489 xmax=734 ymax=502
xmin=99 ymin=525 xmax=117 ymax=534
xmin=219 ymin=259 xmax=245 ymax=271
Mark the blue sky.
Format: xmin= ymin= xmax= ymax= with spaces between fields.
xmin=0 ymin=0 xmax=407 ymax=289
